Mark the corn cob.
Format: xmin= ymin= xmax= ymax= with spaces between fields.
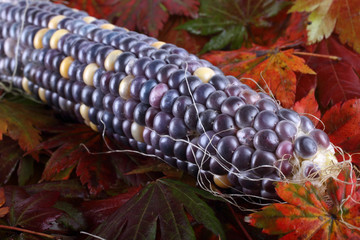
xmin=0 ymin=0 xmax=339 ymax=199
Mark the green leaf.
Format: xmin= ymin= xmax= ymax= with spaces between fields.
xmin=201 ymin=26 xmax=246 ymax=53
xmin=17 ymin=158 xmax=34 ymax=186
xmin=88 ymin=178 xmax=225 ymax=240
xmin=180 ymin=0 xmax=288 ymax=52
xmin=54 ymin=201 xmax=86 ymax=232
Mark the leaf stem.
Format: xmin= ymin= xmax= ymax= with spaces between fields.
xmin=0 ymin=225 xmax=57 ymax=239
xmin=293 ymin=51 xmax=341 ymax=61
xmin=226 ymin=203 xmax=253 ymax=240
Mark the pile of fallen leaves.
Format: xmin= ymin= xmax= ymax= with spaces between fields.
xmin=0 ymin=0 xmax=360 ymax=239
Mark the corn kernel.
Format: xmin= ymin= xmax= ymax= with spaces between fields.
xmin=59 ymin=56 xmax=74 ymax=79
xmin=194 ymin=67 xmax=215 ymax=83
xmin=33 ymin=28 xmax=49 ymax=49
xmin=83 ymin=63 xmax=99 ymax=86
xmin=49 ymin=29 xmax=69 ymax=49
xmin=104 ymin=50 xmax=123 ymax=71
xmin=48 ymin=15 xmax=66 ymax=29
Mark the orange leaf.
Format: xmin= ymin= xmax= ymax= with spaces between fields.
xmin=248 ymin=169 xmax=360 ymax=239
xmin=204 ymin=48 xmax=315 ymax=108
xmin=293 ymin=88 xmax=320 ymax=125
xmin=0 ymin=187 xmax=9 ymax=217
xmin=0 ymin=99 xmax=57 ymax=152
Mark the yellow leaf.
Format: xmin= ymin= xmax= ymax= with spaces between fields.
xmin=289 ymin=0 xmax=360 ymax=53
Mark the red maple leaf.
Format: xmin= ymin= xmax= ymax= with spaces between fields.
xmin=247 ymin=168 xmax=360 ymax=239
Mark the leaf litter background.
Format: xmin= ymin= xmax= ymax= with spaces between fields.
xmin=1 ymin=0 xmax=360 ymax=239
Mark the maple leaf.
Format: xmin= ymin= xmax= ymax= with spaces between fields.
xmin=81 ymin=186 xmax=141 ymax=226
xmin=88 ymin=179 xmax=225 ymax=240
xmin=38 ymin=124 xmax=153 ymax=194
xmin=0 ymin=99 xmax=57 ymax=152
xmin=247 ymin=168 xmax=360 ymax=239
xmin=203 ymin=48 xmax=315 ymax=107
xmin=292 ymin=88 xmax=320 ymax=125
xmin=320 ymin=99 xmax=360 ymax=165
xmin=3 ymin=186 xmax=63 ymax=232
xmin=0 ymin=188 xmax=9 ymax=218
xmin=289 ymin=0 xmax=360 ymax=53
xmin=109 ymin=0 xmax=199 ymax=37
xmin=179 ymin=0 xmax=289 ymax=53
xmin=59 ymin=0 xmax=116 ymax=19
xmin=158 ymin=16 xmax=208 ymax=54
xmin=301 ymin=36 xmax=360 ymax=108
xmin=0 ymin=137 xmax=23 ymax=185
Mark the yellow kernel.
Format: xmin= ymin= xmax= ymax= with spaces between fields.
xmin=21 ymin=77 xmax=31 ymax=94
xmin=194 ymin=67 xmax=215 ymax=83
xmin=83 ymin=63 xmax=99 ymax=86
xmin=151 ymin=41 xmax=166 ymax=49
xmin=59 ymin=56 xmax=74 ymax=79
xmin=83 ymin=16 xmax=97 ymax=23
xmin=119 ymin=75 xmax=134 ymax=100
xmin=104 ymin=50 xmax=123 ymax=71
xmin=213 ymin=174 xmax=232 ymax=189
xmin=38 ymin=87 xmax=47 ymax=103
xmin=49 ymin=29 xmax=69 ymax=49
xmin=33 ymin=28 xmax=49 ymax=49
xmin=48 ymin=15 xmax=66 ymax=29
xmin=79 ymin=104 xmax=90 ymax=122
xmin=101 ymin=23 xmax=116 ymax=30
xmin=89 ymin=122 xmax=99 ymax=132
xmin=131 ymin=122 xmax=145 ymax=142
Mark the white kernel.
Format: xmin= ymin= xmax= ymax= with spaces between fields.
xmin=101 ymin=23 xmax=116 ymax=30
xmin=38 ymin=87 xmax=47 ymax=103
xmin=59 ymin=56 xmax=74 ymax=79
xmin=33 ymin=28 xmax=49 ymax=49
xmin=131 ymin=122 xmax=145 ymax=142
xmin=119 ymin=75 xmax=134 ymax=100
xmin=194 ymin=67 xmax=215 ymax=83
xmin=49 ymin=29 xmax=69 ymax=49
xmin=48 ymin=15 xmax=66 ymax=29
xmin=83 ymin=16 xmax=97 ymax=23
xmin=151 ymin=41 xmax=166 ymax=49
xmin=83 ymin=63 xmax=99 ymax=86
xmin=79 ymin=104 xmax=90 ymax=122
xmin=21 ymin=77 xmax=31 ymax=94
xmin=104 ymin=50 xmax=123 ymax=71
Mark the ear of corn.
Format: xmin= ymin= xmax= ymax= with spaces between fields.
xmin=0 ymin=0 xmax=338 ymax=200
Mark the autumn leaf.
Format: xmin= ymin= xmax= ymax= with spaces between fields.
xmin=81 ymin=186 xmax=141 ymax=226
xmin=0 ymin=99 xmax=57 ymax=152
xmin=301 ymin=36 xmax=360 ymax=108
xmin=247 ymin=168 xmax=360 ymax=239
xmin=203 ymin=48 xmax=315 ymax=107
xmin=289 ymin=0 xmax=360 ymax=53
xmin=88 ymin=178 xmax=225 ymax=240
xmin=158 ymin=16 xmax=208 ymax=54
xmin=0 ymin=188 xmax=9 ymax=218
xmin=180 ymin=0 xmax=289 ymax=53
xmin=109 ymin=0 xmax=199 ymax=37
xmin=320 ymin=99 xmax=360 ymax=164
xmin=4 ymin=186 xmax=63 ymax=232
xmin=38 ymin=124 xmax=154 ymax=194
xmin=293 ymin=88 xmax=320 ymax=125
xmin=0 ymin=137 xmax=23 ymax=185
xmin=61 ymin=0 xmax=116 ymax=19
